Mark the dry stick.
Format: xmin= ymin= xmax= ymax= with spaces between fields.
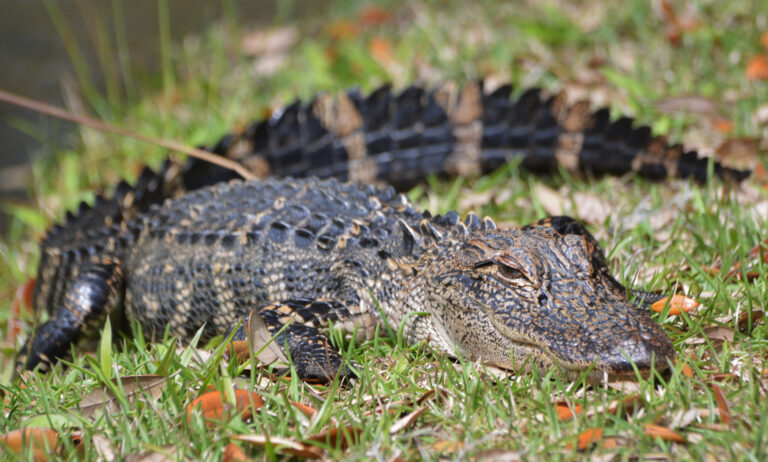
xmin=0 ymin=88 xmax=255 ymax=181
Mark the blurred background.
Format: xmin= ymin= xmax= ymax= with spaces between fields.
xmin=0 ymin=0 xmax=329 ymax=231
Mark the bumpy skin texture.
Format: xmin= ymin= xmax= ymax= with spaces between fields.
xmin=23 ymin=175 xmax=674 ymax=382
xmin=190 ymin=81 xmax=749 ymax=191
xmin=23 ymin=81 xmax=735 ymax=381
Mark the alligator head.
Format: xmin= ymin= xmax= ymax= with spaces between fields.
xmin=420 ymin=215 xmax=675 ymax=382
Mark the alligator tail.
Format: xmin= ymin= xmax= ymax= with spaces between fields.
xmin=182 ymin=81 xmax=749 ymax=191
xmin=31 ymin=164 xmax=172 ymax=316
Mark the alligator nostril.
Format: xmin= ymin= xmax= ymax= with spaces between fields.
xmin=603 ymin=333 xmax=674 ymax=377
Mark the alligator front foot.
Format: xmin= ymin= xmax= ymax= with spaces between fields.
xmin=230 ymin=299 xmax=356 ymax=383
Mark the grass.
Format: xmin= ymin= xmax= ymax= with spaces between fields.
xmin=2 ymin=0 xmax=768 ymax=459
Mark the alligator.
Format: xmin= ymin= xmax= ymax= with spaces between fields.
xmin=20 ymin=82 xmax=747 ymax=382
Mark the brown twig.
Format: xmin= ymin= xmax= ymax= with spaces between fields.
xmin=0 ymin=88 xmax=255 ymax=180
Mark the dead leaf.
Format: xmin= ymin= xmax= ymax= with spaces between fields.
xmin=710 ymin=384 xmax=731 ymax=424
xmin=91 ymin=434 xmax=117 ymax=462
xmin=389 ymin=406 xmax=428 ymax=434
xmin=433 ymin=440 xmax=464 ymax=452
xmin=607 ymin=395 xmax=643 ymax=417
xmin=9 ymin=278 xmax=35 ymax=343
xmin=78 ymin=375 xmax=165 ymax=419
xmin=600 ymin=437 xmax=623 ymax=449
xmin=232 ymin=434 xmax=323 ymax=459
xmin=568 ymin=428 xmax=603 ymax=450
xmin=708 ymin=372 xmax=738 ymax=384
xmin=716 ymin=138 xmax=760 ymax=165
xmin=358 ymin=6 xmax=391 ymax=25
xmin=703 ymin=326 xmax=734 ymax=343
xmin=651 ymin=295 xmax=699 ymax=315
xmin=305 ymin=426 xmax=362 ymax=451
xmin=290 ymin=401 xmax=317 ymax=419
xmin=0 ymin=428 xmax=58 ymax=459
xmin=534 ymin=184 xmax=564 ymax=216
xmin=246 ymin=310 xmax=291 ymax=368
xmin=326 ymin=20 xmax=359 ymax=40
xmin=746 ymin=55 xmax=768 ymax=80
xmin=186 ymin=389 xmax=264 ymax=425
xmin=644 ymin=424 xmax=686 ymax=443
xmin=669 ymin=407 xmax=711 ymax=428
xmin=735 ymin=309 xmax=764 ymax=334
xmin=607 ymin=381 xmax=642 ymax=394
xmin=712 ymin=119 xmax=735 ymax=134
xmin=369 ymin=37 xmax=395 ymax=68
xmin=226 ymin=340 xmax=251 ymax=364
xmin=555 ymin=402 xmax=582 ymax=421
xmin=656 ymin=96 xmax=720 ymax=117
xmin=574 ymin=192 xmax=611 ymax=225
xmin=223 ymin=443 xmax=247 ymax=462
xmin=675 ymin=359 xmax=695 ymax=378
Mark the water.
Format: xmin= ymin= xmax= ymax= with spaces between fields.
xmin=0 ymin=0 xmax=329 ymax=231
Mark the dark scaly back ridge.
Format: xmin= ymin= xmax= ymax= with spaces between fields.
xmin=183 ymin=82 xmax=749 ymax=188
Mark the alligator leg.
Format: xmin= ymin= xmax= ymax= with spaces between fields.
xmin=20 ymin=262 xmax=123 ymax=372
xmin=230 ymin=299 xmax=355 ymax=382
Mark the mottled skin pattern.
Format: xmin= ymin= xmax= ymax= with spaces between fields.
xmin=23 ymin=81 xmax=741 ymax=382
xmin=188 ymin=81 xmax=749 ymax=192
xmin=22 ymin=176 xmax=674 ymax=382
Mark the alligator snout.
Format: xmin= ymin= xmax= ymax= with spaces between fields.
xmin=598 ymin=331 xmax=675 ymax=378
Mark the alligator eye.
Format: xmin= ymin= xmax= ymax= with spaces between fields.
xmin=496 ymin=261 xmax=525 ymax=281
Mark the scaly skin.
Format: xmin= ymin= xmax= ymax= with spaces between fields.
xmin=23 ymin=82 xmax=735 ymax=381
xmin=22 ymin=177 xmax=674 ymax=382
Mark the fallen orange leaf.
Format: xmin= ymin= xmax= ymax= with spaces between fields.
xmin=358 ymin=6 xmax=391 ymax=25
xmin=433 ymin=440 xmax=464 ymax=452
xmin=762 ymin=31 xmax=768 ymax=50
xmin=327 ymin=20 xmax=359 ymax=40
xmin=712 ymin=119 xmax=734 ymax=134
xmin=710 ymin=384 xmax=731 ymax=424
xmin=0 ymin=428 xmax=58 ymax=459
xmin=9 ymin=278 xmax=36 ymax=342
xmin=644 ymin=424 xmax=686 ymax=443
xmin=651 ymin=295 xmax=699 ymax=315
xmin=290 ymin=401 xmax=317 ymax=419
xmin=187 ymin=389 xmax=264 ymax=425
xmin=556 ymin=403 xmax=582 ymax=421
xmin=223 ymin=442 xmax=247 ymax=462
xmin=600 ymin=437 xmax=621 ymax=449
xmin=305 ymin=426 xmax=362 ymax=451
xmin=608 ymin=395 xmax=643 ymax=417
xmin=746 ymin=55 xmax=768 ymax=80
xmin=226 ymin=340 xmax=251 ymax=364
xmin=369 ymin=37 xmax=395 ymax=67
xmin=675 ymin=359 xmax=694 ymax=378
xmin=570 ymin=428 xmax=603 ymax=450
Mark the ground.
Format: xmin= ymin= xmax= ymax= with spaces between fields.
xmin=1 ymin=0 xmax=767 ymax=459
